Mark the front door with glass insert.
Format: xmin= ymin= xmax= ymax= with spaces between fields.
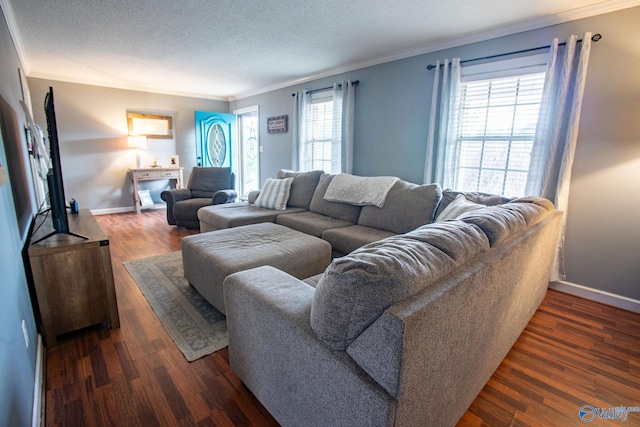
xmin=195 ymin=111 xmax=236 ymax=168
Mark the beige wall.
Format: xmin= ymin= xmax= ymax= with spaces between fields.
xmin=561 ymin=8 xmax=640 ymax=298
xmin=27 ymin=79 xmax=228 ymax=211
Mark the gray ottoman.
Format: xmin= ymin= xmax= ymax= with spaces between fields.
xmin=181 ymin=222 xmax=332 ymax=314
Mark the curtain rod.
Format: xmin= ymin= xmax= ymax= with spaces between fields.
xmin=291 ymin=80 xmax=359 ymax=97
xmin=426 ymin=33 xmax=601 ymax=71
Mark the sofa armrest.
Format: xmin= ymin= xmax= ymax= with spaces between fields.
xmin=223 ymin=266 xmax=393 ymax=426
xmin=160 ymin=188 xmax=192 ymax=203
xmin=211 ymin=189 xmax=238 ymax=205
xmin=160 ymin=188 xmax=192 ymax=225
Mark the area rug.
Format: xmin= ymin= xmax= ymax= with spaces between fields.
xmin=123 ymin=251 xmax=227 ymax=361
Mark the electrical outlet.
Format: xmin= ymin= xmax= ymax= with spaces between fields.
xmin=21 ymin=319 xmax=29 ymax=348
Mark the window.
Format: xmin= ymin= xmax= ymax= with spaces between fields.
xmin=451 ymin=72 xmax=545 ymax=197
xmin=303 ymin=90 xmax=337 ymax=173
xmin=295 ymin=81 xmax=355 ymax=174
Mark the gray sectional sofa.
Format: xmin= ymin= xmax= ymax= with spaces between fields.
xmin=198 ymin=170 xmax=442 ymax=256
xmin=190 ymin=170 xmax=562 ymax=426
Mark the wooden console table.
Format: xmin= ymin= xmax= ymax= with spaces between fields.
xmin=129 ymin=167 xmax=184 ymax=214
xmin=28 ymin=209 xmax=119 ymax=346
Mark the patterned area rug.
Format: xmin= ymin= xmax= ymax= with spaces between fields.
xmin=123 ymin=251 xmax=227 ymax=361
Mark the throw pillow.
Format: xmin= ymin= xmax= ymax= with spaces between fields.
xmin=254 ymin=177 xmax=293 ymax=210
xmin=435 ymin=194 xmax=484 ymax=221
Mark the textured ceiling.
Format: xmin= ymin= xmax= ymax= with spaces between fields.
xmin=4 ymin=0 xmax=639 ymax=100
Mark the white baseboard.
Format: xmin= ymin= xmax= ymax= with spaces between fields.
xmin=32 ymin=334 xmax=44 ymax=427
xmin=90 ymin=205 xmax=165 ymax=216
xmin=90 ymin=206 xmax=134 ymax=215
xmin=550 ymin=281 xmax=640 ymax=314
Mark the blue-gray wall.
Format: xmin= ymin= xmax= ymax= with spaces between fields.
xmin=231 ymin=7 xmax=640 ymax=301
xmin=0 ymin=7 xmax=39 ymax=427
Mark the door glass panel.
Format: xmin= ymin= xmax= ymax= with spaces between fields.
xmin=236 ymin=108 xmax=260 ymax=197
xmin=207 ymin=123 xmax=227 ymax=166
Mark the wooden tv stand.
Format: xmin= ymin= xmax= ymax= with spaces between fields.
xmin=28 ymin=209 xmax=119 ymax=346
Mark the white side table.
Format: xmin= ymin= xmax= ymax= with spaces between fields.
xmin=129 ymin=167 xmax=184 ymax=214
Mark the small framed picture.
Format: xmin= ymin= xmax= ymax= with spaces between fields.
xmin=169 ymin=155 xmax=179 ymax=167
xmin=267 ymin=115 xmax=288 ymax=133
xmin=138 ymin=189 xmax=154 ymax=206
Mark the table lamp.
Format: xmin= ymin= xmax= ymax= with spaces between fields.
xmin=128 ymin=135 xmax=147 ymax=168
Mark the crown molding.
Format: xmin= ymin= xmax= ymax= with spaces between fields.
xmin=0 ymin=0 xmax=30 ymax=74
xmin=27 ymin=71 xmax=230 ymax=102
xmin=5 ymin=0 xmax=640 ymax=102
xmin=230 ymin=0 xmax=640 ymax=101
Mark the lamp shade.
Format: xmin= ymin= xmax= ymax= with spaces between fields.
xmin=127 ymin=135 xmax=148 ymax=149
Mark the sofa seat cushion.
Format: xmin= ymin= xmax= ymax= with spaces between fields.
xmin=309 ymin=174 xmax=362 ymax=223
xmin=311 ymin=222 xmax=489 ymax=350
xmin=275 ymin=211 xmax=354 ymax=237
xmin=197 ymin=202 xmax=306 ymax=232
xmin=357 ymin=181 xmax=442 ymax=234
xmin=321 ymin=225 xmax=396 ymax=256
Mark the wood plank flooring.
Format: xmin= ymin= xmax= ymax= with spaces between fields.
xmin=44 ymin=210 xmax=640 ymax=426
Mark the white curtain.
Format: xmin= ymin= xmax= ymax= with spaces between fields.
xmin=291 ymin=89 xmax=310 ymax=171
xmin=334 ymin=80 xmax=356 ymax=174
xmin=293 ymin=80 xmax=355 ymax=174
xmin=423 ymin=58 xmax=461 ymax=186
xmin=526 ymin=33 xmax=592 ymax=280
xmin=424 ymin=36 xmax=592 ymax=281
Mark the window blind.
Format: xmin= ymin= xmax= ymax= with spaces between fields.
xmin=453 ymin=72 xmax=546 ymax=197
xmin=304 ymin=90 xmax=334 ymax=172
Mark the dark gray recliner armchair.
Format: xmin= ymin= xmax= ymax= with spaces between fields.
xmin=161 ymin=167 xmax=237 ymax=229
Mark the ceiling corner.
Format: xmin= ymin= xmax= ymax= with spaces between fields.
xmin=0 ymin=0 xmax=31 ymax=75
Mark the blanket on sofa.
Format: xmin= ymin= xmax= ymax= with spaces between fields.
xmin=323 ymin=173 xmax=398 ymax=207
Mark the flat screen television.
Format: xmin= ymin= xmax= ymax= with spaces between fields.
xmin=33 ymin=87 xmax=87 ymax=243
xmin=45 ymin=87 xmax=69 ymax=234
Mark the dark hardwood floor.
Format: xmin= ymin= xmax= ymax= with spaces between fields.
xmin=44 ymin=210 xmax=640 ymax=426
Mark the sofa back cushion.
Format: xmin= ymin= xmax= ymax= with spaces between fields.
xmin=310 ymin=221 xmax=490 ymax=350
xmin=357 ymin=181 xmax=442 ymax=234
xmin=309 ymin=174 xmax=362 ymax=223
xmin=458 ymin=197 xmax=556 ymax=245
xmin=277 ymin=169 xmax=323 ymax=209
xmin=433 ymin=189 xmax=513 ymax=221
xmin=189 ymin=167 xmax=234 ymax=198
xmin=435 ymin=194 xmax=484 ymax=221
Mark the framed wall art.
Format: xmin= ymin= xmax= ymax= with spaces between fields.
xmin=267 ymin=115 xmax=288 ymax=134
xmin=127 ymin=112 xmax=173 ymax=139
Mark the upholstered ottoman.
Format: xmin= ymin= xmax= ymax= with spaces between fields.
xmin=181 ymin=222 xmax=332 ymax=314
